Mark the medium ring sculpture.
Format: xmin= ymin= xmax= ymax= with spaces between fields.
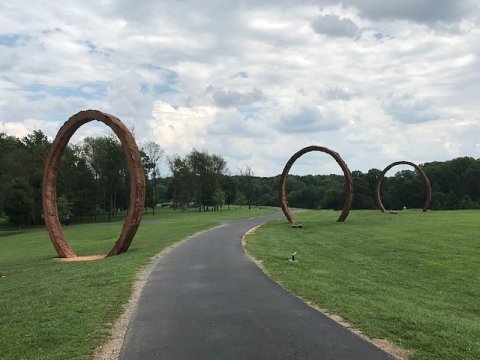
xmin=375 ymin=161 xmax=432 ymax=213
xmin=279 ymin=145 xmax=354 ymax=224
xmin=42 ymin=110 xmax=146 ymax=258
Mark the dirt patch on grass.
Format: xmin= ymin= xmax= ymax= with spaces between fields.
xmin=242 ymin=224 xmax=410 ymax=360
xmin=55 ymin=254 xmax=106 ymax=262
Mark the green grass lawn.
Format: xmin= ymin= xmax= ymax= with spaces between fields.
xmin=245 ymin=209 xmax=480 ymax=360
xmin=0 ymin=206 xmax=275 ymax=360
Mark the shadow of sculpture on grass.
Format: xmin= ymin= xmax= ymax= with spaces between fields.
xmin=279 ymin=145 xmax=354 ymax=225
xmin=375 ymin=161 xmax=432 ymax=213
xmin=42 ymin=110 xmax=146 ymax=258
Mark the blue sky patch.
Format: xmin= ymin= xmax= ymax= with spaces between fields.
xmin=23 ymin=82 xmax=108 ymax=100
xmin=140 ymin=83 xmax=150 ymax=94
xmin=141 ymin=63 xmax=179 ymax=84
xmin=84 ymin=40 xmax=97 ymax=53
xmin=138 ymin=64 xmax=179 ymax=95
xmin=153 ymin=84 xmax=178 ymax=95
xmin=0 ymin=33 xmax=30 ymax=47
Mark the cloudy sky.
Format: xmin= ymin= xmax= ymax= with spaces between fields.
xmin=1 ymin=0 xmax=479 ymax=176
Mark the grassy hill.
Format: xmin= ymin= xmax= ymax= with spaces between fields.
xmin=245 ymin=209 xmax=480 ymax=360
xmin=0 ymin=206 xmax=274 ymax=359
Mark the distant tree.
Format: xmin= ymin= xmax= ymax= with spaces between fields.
xmin=445 ymin=190 xmax=459 ymax=210
xmin=167 ymin=150 xmax=229 ymax=211
xmin=80 ymin=136 xmax=127 ymax=221
xmin=187 ymin=150 xmax=212 ymax=209
xmin=222 ymin=176 xmax=237 ymax=209
xmin=0 ymin=133 xmax=23 ymax=214
xmin=235 ymin=192 xmax=246 ymax=206
xmin=187 ymin=150 xmax=228 ymax=211
xmin=57 ymin=144 xmax=96 ymax=220
xmin=56 ymin=195 xmax=73 ymax=224
xmin=352 ymin=171 xmax=375 ymax=209
xmin=321 ymin=188 xmax=343 ymax=210
xmin=431 ymin=191 xmax=447 ymax=210
xmin=21 ymin=130 xmax=50 ymax=224
xmin=213 ymin=189 xmax=225 ymax=210
xmin=168 ymin=155 xmax=193 ymax=209
xmin=3 ymin=178 xmax=34 ymax=231
xmin=142 ymin=141 xmax=164 ymax=214
xmin=239 ymin=165 xmax=255 ymax=209
xmin=463 ymin=165 xmax=480 ymax=202
xmin=80 ymin=137 xmax=102 ymax=221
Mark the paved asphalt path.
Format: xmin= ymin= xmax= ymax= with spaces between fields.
xmin=120 ymin=212 xmax=394 ymax=360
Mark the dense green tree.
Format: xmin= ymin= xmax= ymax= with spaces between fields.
xmin=3 ymin=178 xmax=34 ymax=231
xmin=352 ymin=171 xmax=375 ymax=209
xmin=0 ymin=134 xmax=23 ymax=214
xmin=56 ymin=195 xmax=73 ymax=224
xmin=321 ymin=188 xmax=344 ymax=210
xmin=80 ymin=136 xmax=127 ymax=221
xmin=221 ymin=176 xmax=237 ymax=209
xmin=58 ymin=145 xmax=97 ymax=219
xmin=167 ymin=150 xmax=229 ymax=211
xmin=168 ymin=155 xmax=193 ymax=209
xmin=21 ymin=131 xmax=50 ymax=223
xmin=187 ymin=150 xmax=228 ymax=210
xmin=213 ymin=189 xmax=225 ymax=209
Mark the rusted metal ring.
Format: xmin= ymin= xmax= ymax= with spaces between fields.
xmin=279 ymin=145 xmax=354 ymax=224
xmin=42 ymin=110 xmax=146 ymax=258
xmin=375 ymin=160 xmax=432 ymax=212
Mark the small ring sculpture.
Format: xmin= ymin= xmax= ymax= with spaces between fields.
xmin=42 ymin=110 xmax=146 ymax=258
xmin=279 ymin=145 xmax=354 ymax=224
xmin=375 ymin=161 xmax=432 ymax=213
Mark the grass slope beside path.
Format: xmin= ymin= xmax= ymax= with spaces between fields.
xmin=0 ymin=206 xmax=275 ymax=360
xmin=245 ymin=210 xmax=480 ymax=360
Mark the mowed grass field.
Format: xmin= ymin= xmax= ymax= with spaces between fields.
xmin=245 ymin=210 xmax=480 ymax=360
xmin=0 ymin=206 xmax=275 ymax=360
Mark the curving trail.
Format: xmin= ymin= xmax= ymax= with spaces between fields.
xmin=120 ymin=213 xmax=394 ymax=360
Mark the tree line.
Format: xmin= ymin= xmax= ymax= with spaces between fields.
xmin=0 ymin=130 xmax=162 ymax=229
xmin=1 ymin=130 xmax=480 ymax=228
xmin=246 ymin=157 xmax=480 ymax=211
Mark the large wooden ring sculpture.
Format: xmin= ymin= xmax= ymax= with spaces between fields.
xmin=279 ymin=145 xmax=354 ymax=224
xmin=375 ymin=161 xmax=432 ymax=213
xmin=42 ymin=110 xmax=146 ymax=258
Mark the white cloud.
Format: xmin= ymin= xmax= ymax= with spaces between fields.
xmin=312 ymin=15 xmax=360 ymax=38
xmin=338 ymin=0 xmax=479 ymax=24
xmin=149 ymin=101 xmax=217 ymax=154
xmin=0 ymin=118 xmax=58 ymax=138
xmin=0 ymin=1 xmax=479 ymax=176
xmin=382 ymin=92 xmax=438 ymax=124
xmin=323 ymin=85 xmax=354 ymax=101
xmin=210 ymin=86 xmax=265 ymax=109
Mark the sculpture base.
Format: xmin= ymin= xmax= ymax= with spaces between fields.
xmin=55 ymin=254 xmax=106 ymax=262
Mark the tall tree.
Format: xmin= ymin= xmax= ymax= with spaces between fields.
xmin=79 ymin=136 xmax=127 ymax=221
xmin=0 ymin=134 xmax=23 ymax=214
xmin=21 ymin=131 xmax=50 ymax=223
xmin=80 ymin=137 xmax=102 ymax=221
xmin=239 ymin=165 xmax=255 ymax=209
xmin=221 ymin=176 xmax=237 ymax=209
xmin=168 ymin=155 xmax=193 ymax=209
xmin=57 ymin=144 xmax=96 ymax=220
xmin=142 ymin=141 xmax=164 ymax=214
xmin=167 ymin=150 xmax=229 ymax=211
